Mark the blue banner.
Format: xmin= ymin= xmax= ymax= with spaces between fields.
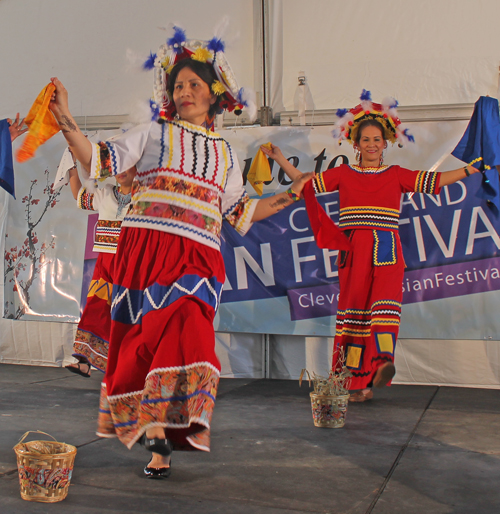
xmin=215 ymin=124 xmax=500 ymax=337
xmin=10 ymin=123 xmax=497 ymax=340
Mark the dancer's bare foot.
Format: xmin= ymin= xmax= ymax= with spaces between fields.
xmin=349 ymin=389 xmax=373 ymax=402
xmin=373 ymin=362 xmax=396 ymax=388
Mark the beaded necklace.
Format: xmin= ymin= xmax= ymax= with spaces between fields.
xmin=114 ymin=186 xmax=132 ymax=216
xmin=351 ymin=164 xmax=389 ymax=175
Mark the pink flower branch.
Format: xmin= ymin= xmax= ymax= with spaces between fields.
xmin=4 ymin=169 xmax=63 ymax=319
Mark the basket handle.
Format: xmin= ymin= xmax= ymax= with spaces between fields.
xmin=299 ymin=368 xmax=312 ymax=388
xmin=15 ymin=430 xmax=58 ymax=447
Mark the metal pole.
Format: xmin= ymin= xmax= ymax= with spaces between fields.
xmin=264 ymin=334 xmax=270 ymax=378
xmin=261 ymin=0 xmax=268 ymax=107
xmin=259 ymin=0 xmax=273 ymax=126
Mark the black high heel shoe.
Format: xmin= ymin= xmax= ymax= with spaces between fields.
xmin=65 ymin=362 xmax=91 ymax=378
xmin=140 ymin=435 xmax=173 ymax=456
xmin=144 ymin=456 xmax=171 ymax=479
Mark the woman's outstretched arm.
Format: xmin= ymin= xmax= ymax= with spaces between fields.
xmin=438 ymin=164 xmax=481 ymax=186
xmin=251 ymin=171 xmax=315 ymax=222
xmin=49 ymin=77 xmax=92 ymax=172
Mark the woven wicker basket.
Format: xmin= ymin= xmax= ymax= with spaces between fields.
xmin=13 ymin=431 xmax=77 ymax=503
xmin=310 ymin=392 xmax=349 ymax=428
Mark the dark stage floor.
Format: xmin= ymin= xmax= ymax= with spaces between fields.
xmin=0 ymin=363 xmax=499 ymax=513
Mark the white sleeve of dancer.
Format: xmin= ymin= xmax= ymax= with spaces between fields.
xmin=88 ymin=122 xmax=152 ymax=180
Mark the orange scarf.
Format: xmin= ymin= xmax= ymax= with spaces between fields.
xmin=16 ymin=84 xmax=60 ymax=162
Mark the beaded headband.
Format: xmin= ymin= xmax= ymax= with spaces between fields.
xmin=332 ymin=90 xmax=414 ymax=147
xmin=143 ymin=25 xmax=256 ymax=124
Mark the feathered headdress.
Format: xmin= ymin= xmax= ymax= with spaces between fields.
xmin=332 ymin=90 xmax=414 ymax=147
xmin=144 ymin=21 xmax=256 ymax=126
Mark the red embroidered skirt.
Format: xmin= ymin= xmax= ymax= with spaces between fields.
xmin=333 ymin=229 xmax=404 ymax=390
xmin=73 ymin=252 xmax=114 ymax=372
xmin=97 ymin=227 xmax=225 ymax=452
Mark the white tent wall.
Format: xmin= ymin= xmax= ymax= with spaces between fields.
xmin=2 ymin=0 xmax=500 ymax=387
xmin=269 ymin=336 xmax=500 ymax=389
xmin=0 ymin=0 xmax=260 ymax=119
xmin=272 ymin=0 xmax=500 ymax=113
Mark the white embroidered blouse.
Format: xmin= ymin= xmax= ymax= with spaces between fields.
xmin=77 ymin=184 xmax=130 ymax=253
xmin=89 ymin=119 xmax=257 ymax=251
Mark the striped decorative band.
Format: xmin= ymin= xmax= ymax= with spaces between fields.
xmin=339 ymin=206 xmax=400 ymax=230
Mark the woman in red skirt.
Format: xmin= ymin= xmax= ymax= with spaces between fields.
xmin=65 ymin=163 xmax=136 ymax=377
xmin=263 ymin=91 xmax=481 ymax=403
xmin=49 ymin=27 xmax=313 ymax=478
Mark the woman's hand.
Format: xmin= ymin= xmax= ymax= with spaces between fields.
xmin=290 ymin=171 xmax=315 ymax=196
xmin=46 ymin=77 xmax=92 ymax=170
xmin=7 ymin=113 xmax=28 ymax=142
xmin=260 ymin=143 xmax=284 ymax=162
xmin=466 ymin=165 xmax=480 ymax=175
xmin=261 ymin=143 xmax=303 ymax=181
xmin=49 ymin=77 xmax=70 ymax=118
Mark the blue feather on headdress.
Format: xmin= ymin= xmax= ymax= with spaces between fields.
xmin=360 ymin=89 xmax=372 ymax=102
xmin=389 ymin=99 xmax=399 ymax=109
xmin=403 ymin=129 xmax=415 ymax=143
xmin=149 ymin=99 xmax=160 ymax=121
xmin=143 ymin=52 xmax=157 ymax=70
xmin=336 ymin=108 xmax=348 ymax=118
xmin=207 ymin=37 xmax=225 ymax=54
xmin=167 ymin=26 xmax=187 ymax=53
xmin=236 ymin=89 xmax=247 ymax=107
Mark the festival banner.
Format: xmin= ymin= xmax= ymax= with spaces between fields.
xmin=5 ymin=121 xmax=500 ymax=340
xmin=214 ymin=122 xmax=500 ymax=339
